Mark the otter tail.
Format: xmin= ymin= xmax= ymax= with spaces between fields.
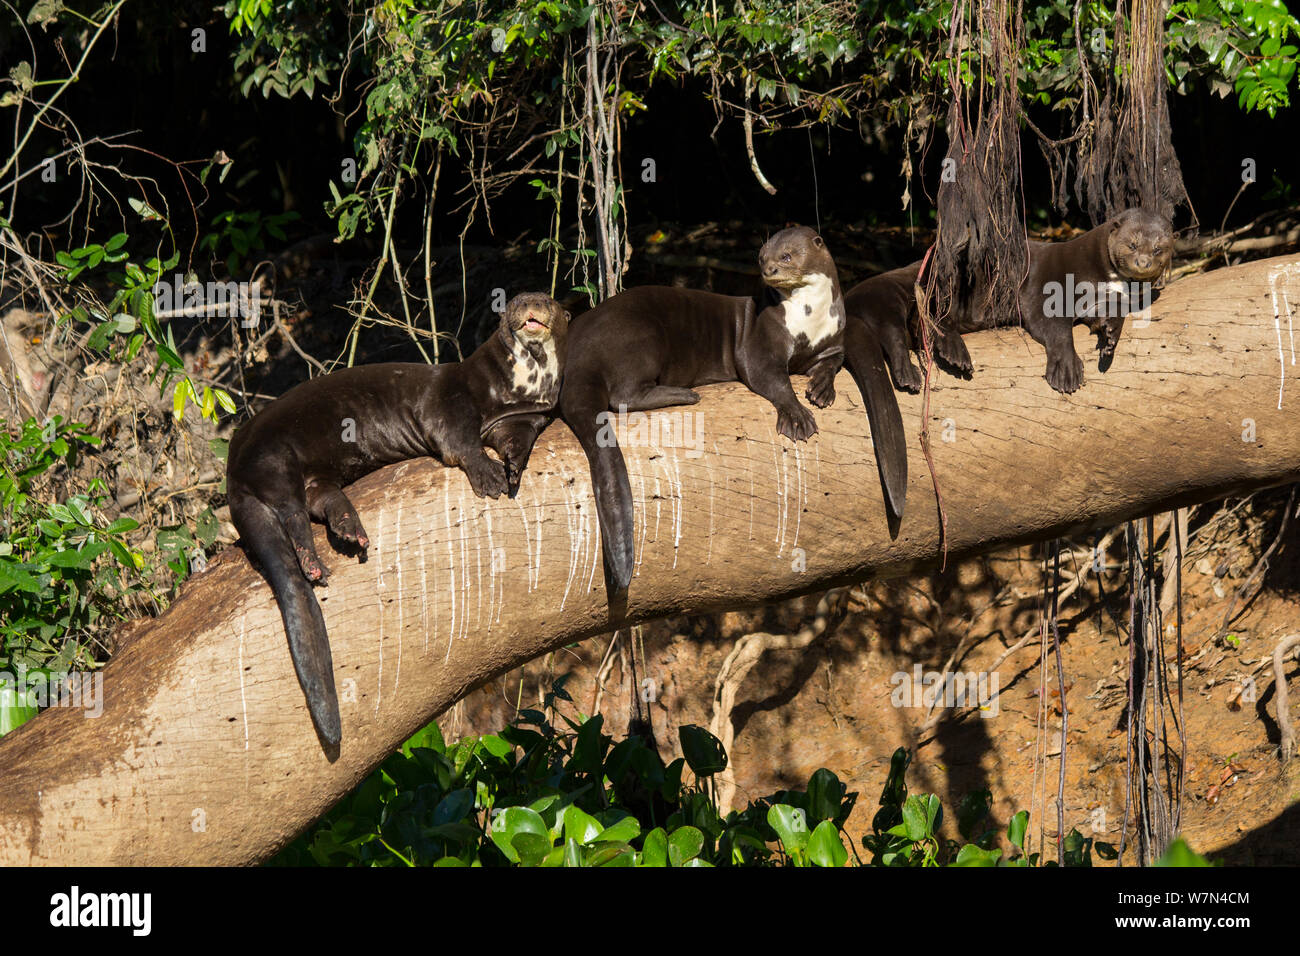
xmin=229 ymin=490 xmax=342 ymax=745
xmin=560 ymin=376 xmax=635 ymax=601
xmin=843 ymin=318 xmax=908 ymax=532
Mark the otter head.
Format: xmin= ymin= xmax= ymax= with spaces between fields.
xmin=1097 ymin=208 xmax=1173 ymax=361
xmin=502 ymin=292 xmax=569 ymax=356
xmin=1107 ymin=208 xmax=1173 ymax=284
xmin=759 ymin=226 xmax=834 ymax=293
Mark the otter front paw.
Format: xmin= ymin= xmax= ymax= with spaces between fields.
xmin=1045 ymin=351 xmax=1085 ymax=394
xmin=805 ymin=373 xmax=837 ymax=409
xmin=295 ymin=546 xmax=330 ymax=583
xmin=331 ymin=511 xmax=370 ymax=550
xmin=776 ymin=404 xmax=818 ymax=443
xmin=893 ymin=357 xmax=924 ymax=393
xmin=936 ymin=331 xmax=973 ymax=375
xmin=465 ymin=458 xmax=509 ymax=498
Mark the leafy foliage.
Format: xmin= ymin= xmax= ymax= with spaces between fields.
xmin=275 ymin=701 xmax=1216 ymax=867
xmin=57 ymin=233 xmax=237 ymax=425
xmin=1168 ymin=0 xmax=1300 ymax=116
xmin=0 ymin=417 xmax=146 ymax=695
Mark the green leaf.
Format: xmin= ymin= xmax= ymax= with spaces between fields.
xmin=806 ymin=820 xmax=848 ymax=867
xmin=807 ymin=767 xmax=844 ymax=821
xmin=0 ymin=685 xmax=38 ymax=736
xmin=157 ymin=343 xmax=184 ymax=371
xmin=511 ymin=831 xmax=552 ymax=867
xmin=767 ymin=804 xmax=810 ymax=854
xmin=105 ymin=517 xmax=139 ymax=535
xmin=561 ymin=804 xmax=604 ymax=845
xmin=489 ymin=806 xmax=548 ymax=864
xmin=953 ymin=843 xmax=1002 ymax=866
xmin=46 ymin=547 xmax=95 ymax=569
xmin=901 ymin=793 xmax=940 ymax=842
xmin=1007 ymin=810 xmax=1029 ymax=849
xmin=667 ymin=826 xmax=704 ymax=866
xmin=640 ymin=827 xmax=668 ymax=867
xmin=569 ymin=712 xmax=605 ymax=773
xmin=192 ymin=508 xmax=218 ymax=547
xmin=432 ymin=788 xmax=473 ymax=825
xmin=85 ymin=319 xmax=116 ymax=351
xmin=679 ymin=724 xmax=727 ymax=777
xmin=479 ymin=733 xmax=513 ymax=760
xmin=584 ymin=842 xmax=634 ymax=866
xmin=1154 ymin=837 xmax=1213 ymax=867
xmin=595 ymin=812 xmax=640 ymax=845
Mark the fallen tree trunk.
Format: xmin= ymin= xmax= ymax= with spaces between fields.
xmin=2 ymin=254 xmax=1298 ymax=865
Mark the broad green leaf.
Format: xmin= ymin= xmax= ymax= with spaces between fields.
xmin=1007 ymin=810 xmax=1028 ymax=849
xmin=640 ymin=827 xmax=668 ymax=867
xmin=562 ymin=804 xmax=603 ymax=845
xmin=953 ymin=844 xmax=1002 ymax=866
xmin=512 ymin=831 xmax=551 ymax=867
xmin=767 ymin=804 xmax=810 ymax=854
xmin=0 ymin=686 xmax=38 ymax=736
xmin=901 ymin=795 xmax=928 ymax=842
xmin=667 ymin=825 xmax=704 ymax=866
xmin=595 ymin=812 xmax=640 ymax=845
xmin=433 ymin=789 xmax=473 ymax=825
xmin=806 ymin=821 xmax=848 ymax=867
xmin=1154 ymin=838 xmax=1213 ymax=867
xmin=489 ymin=807 xmax=547 ymax=864
xmin=678 ymin=724 xmax=727 ymax=777
xmin=807 ymin=767 xmax=844 ymax=821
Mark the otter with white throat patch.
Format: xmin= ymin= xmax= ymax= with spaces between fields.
xmin=560 ymin=225 xmax=906 ymax=603
xmin=227 ymin=292 xmax=568 ymax=747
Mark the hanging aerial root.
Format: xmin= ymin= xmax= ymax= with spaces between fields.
xmin=708 ymin=589 xmax=850 ymax=813
xmin=1273 ymin=633 xmax=1300 ymax=761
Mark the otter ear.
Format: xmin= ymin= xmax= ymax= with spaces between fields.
xmin=563 ymin=311 xmax=572 ymax=322
xmin=813 ymin=235 xmax=824 ymax=247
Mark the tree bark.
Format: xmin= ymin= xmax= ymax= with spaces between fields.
xmin=2 ymin=254 xmax=1298 ymax=865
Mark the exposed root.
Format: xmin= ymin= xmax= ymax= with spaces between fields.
xmin=1273 ymin=633 xmax=1300 ymax=761
xmin=709 ymin=588 xmax=850 ymax=813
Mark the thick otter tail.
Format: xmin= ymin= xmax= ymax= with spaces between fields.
xmin=843 ymin=318 xmax=908 ymax=532
xmin=229 ymin=489 xmax=342 ymax=745
xmin=560 ymin=375 xmax=635 ymax=602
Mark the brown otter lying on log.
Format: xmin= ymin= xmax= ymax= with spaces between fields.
xmin=227 ymin=292 xmax=568 ymax=746
xmin=843 ymin=208 xmax=1174 ymax=394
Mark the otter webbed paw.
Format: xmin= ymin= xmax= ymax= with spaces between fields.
xmin=776 ymin=403 xmax=818 ymax=442
xmin=893 ymin=357 xmax=924 ymax=393
xmin=465 ymin=458 xmax=509 ymax=498
xmin=805 ymin=372 xmax=837 ymax=409
xmin=295 ymin=545 xmax=330 ymax=583
xmin=936 ymin=331 xmax=974 ymax=376
xmin=1045 ymin=350 xmax=1085 ymax=394
xmin=329 ymin=511 xmax=370 ymax=550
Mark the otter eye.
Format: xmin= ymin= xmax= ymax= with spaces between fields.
xmin=781 ymin=253 xmax=791 ymax=262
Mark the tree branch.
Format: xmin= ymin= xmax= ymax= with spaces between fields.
xmin=1 ymin=254 xmax=1299 ymax=864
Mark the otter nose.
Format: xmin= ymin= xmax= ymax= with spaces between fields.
xmin=1134 ymin=254 xmax=1151 ymax=271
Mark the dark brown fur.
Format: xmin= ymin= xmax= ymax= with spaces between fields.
xmin=227 ymin=293 xmax=568 ymax=745
xmin=842 ymin=208 xmax=1173 ymax=394
xmin=561 ymin=225 xmax=905 ymax=598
